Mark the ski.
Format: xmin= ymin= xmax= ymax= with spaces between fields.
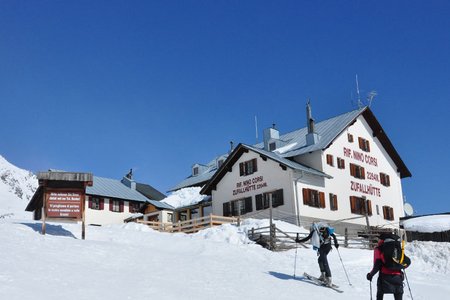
xmin=303 ymin=272 xmax=343 ymax=293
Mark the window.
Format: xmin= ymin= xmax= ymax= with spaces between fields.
xmin=129 ymin=202 xmax=142 ymax=213
xmin=326 ymin=154 xmax=334 ymax=166
xmin=348 ymin=133 xmax=354 ymax=143
xmin=302 ymin=188 xmax=325 ymax=208
xmin=89 ymin=197 xmax=103 ymax=210
xmin=349 ymin=196 xmax=372 ymax=215
xmin=239 ymin=158 xmax=258 ymax=176
xmin=110 ymin=200 xmax=123 ymax=213
xmin=337 ymin=157 xmax=345 ymax=169
xmin=255 ymin=190 xmax=284 ymax=210
xmin=167 ymin=213 xmax=173 ymax=222
xmin=350 ymin=163 xmax=365 ymax=179
xmin=358 ymin=137 xmax=370 ymax=152
xmin=376 ymin=205 xmax=380 ymax=215
xmin=223 ymin=197 xmax=252 ymax=216
xmin=329 ymin=193 xmax=338 ymax=211
xmin=383 ymin=206 xmax=395 ymax=221
xmin=380 ymin=173 xmax=391 ymax=187
xmin=193 ymin=167 xmax=199 ymax=176
xmin=269 ymin=142 xmax=276 ymax=151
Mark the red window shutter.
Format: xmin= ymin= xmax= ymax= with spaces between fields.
xmin=319 ymin=192 xmax=325 ymax=208
xmin=380 ymin=173 xmax=385 ymax=185
xmin=386 ymin=175 xmax=390 ymax=186
xmin=302 ymin=188 xmax=309 ymax=205
xmin=88 ymin=196 xmax=92 ymax=209
xmin=333 ymin=195 xmax=338 ymax=210
xmin=390 ymin=207 xmax=394 ymax=220
xmin=382 ymin=206 xmax=387 ymax=219
xmin=109 ymin=199 xmax=113 ymax=211
xmin=366 ymin=140 xmax=370 ymax=152
xmin=361 ymin=167 xmax=366 ymax=179
xmin=100 ymin=198 xmax=104 ymax=210
xmin=239 ymin=163 xmax=244 ymax=176
xmin=119 ymin=201 xmax=124 ymax=212
xmin=350 ymin=164 xmax=355 ymax=176
xmin=367 ymin=200 xmax=373 ymax=216
xmin=129 ymin=201 xmax=133 ymax=212
xmin=253 ymin=158 xmax=258 ymax=172
xmin=350 ymin=196 xmax=356 ymax=213
xmin=358 ymin=137 xmax=363 ymax=149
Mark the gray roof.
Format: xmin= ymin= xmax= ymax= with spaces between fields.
xmin=169 ymin=154 xmax=228 ymax=191
xmin=86 ymin=176 xmax=153 ymax=203
xmin=254 ymin=107 xmax=365 ymax=157
xmin=136 ymin=183 xmax=166 ymax=200
xmin=244 ymin=144 xmax=332 ymax=178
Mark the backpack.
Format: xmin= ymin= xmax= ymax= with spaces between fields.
xmin=378 ymin=233 xmax=411 ymax=270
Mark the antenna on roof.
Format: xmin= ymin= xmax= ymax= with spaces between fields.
xmin=356 ymin=74 xmax=363 ymax=108
xmin=255 ymin=115 xmax=258 ymax=143
xmin=354 ymin=74 xmax=377 ymax=108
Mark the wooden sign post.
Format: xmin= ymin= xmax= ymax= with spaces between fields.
xmin=37 ymin=172 xmax=93 ymax=240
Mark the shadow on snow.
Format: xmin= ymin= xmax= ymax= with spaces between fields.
xmin=19 ymin=222 xmax=77 ymax=239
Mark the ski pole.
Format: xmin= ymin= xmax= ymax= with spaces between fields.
xmin=369 ymin=280 xmax=372 ymax=300
xmin=293 ymin=233 xmax=299 ymax=278
xmin=336 ymin=248 xmax=352 ymax=286
xmin=404 ymin=270 xmax=414 ymax=300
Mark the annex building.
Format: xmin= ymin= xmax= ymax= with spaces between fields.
xmin=174 ymin=104 xmax=411 ymax=233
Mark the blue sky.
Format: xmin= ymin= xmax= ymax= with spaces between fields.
xmin=1 ymin=1 xmax=449 ymax=215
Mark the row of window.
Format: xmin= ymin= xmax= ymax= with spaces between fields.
xmin=303 ymin=189 xmax=394 ymax=220
xmin=326 ymin=155 xmax=391 ymax=187
xmin=347 ymin=133 xmax=371 ymax=153
xmin=222 ymin=189 xmax=284 ymax=217
xmin=88 ymin=197 xmax=143 ymax=213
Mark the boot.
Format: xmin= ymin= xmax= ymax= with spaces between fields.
xmin=324 ymin=276 xmax=333 ymax=287
xmin=318 ymin=272 xmax=326 ymax=282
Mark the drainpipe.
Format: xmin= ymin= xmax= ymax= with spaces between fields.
xmin=293 ymin=171 xmax=304 ymax=227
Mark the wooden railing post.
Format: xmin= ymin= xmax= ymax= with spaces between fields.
xmin=344 ymin=228 xmax=348 ymax=248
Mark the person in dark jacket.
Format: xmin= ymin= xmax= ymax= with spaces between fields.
xmin=366 ymin=238 xmax=408 ymax=300
xmin=296 ymin=222 xmax=339 ymax=286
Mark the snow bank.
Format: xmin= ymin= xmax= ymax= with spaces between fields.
xmin=402 ymin=215 xmax=450 ymax=233
xmin=406 ymin=241 xmax=450 ymax=274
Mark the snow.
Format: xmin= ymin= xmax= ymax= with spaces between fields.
xmin=274 ymin=142 xmax=298 ymax=154
xmin=161 ymin=186 xmax=207 ymax=208
xmin=402 ymin=215 xmax=450 ymax=233
xmin=0 ymin=155 xmax=38 ymax=219
xmin=1 ymin=155 xmax=450 ymax=299
xmin=1 ymin=217 xmax=450 ymax=300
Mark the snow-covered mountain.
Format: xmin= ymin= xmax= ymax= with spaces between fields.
xmin=0 ymin=155 xmax=38 ymax=219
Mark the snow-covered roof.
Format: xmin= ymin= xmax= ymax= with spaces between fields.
xmin=161 ymin=187 xmax=209 ymax=209
xmin=401 ymin=214 xmax=450 ymax=233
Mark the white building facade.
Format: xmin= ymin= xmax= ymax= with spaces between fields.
xmin=201 ymin=106 xmax=411 ymax=232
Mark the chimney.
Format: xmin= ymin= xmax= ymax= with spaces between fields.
xmin=229 ymin=141 xmax=234 ymax=153
xmin=305 ymin=100 xmax=320 ymax=145
xmin=263 ymin=123 xmax=280 ymax=151
xmin=121 ymin=169 xmax=136 ymax=190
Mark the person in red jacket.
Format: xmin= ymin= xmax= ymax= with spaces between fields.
xmin=366 ymin=239 xmax=406 ymax=300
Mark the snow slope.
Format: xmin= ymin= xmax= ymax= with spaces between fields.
xmin=1 ymin=155 xmax=449 ymax=299
xmin=0 ymin=155 xmax=37 ymax=219
xmin=1 ymin=218 xmax=449 ymax=300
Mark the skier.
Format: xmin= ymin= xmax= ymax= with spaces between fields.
xmin=366 ymin=233 xmax=411 ymax=300
xmin=296 ymin=222 xmax=339 ymax=287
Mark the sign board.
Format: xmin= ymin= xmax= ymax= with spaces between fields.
xmin=46 ymin=189 xmax=83 ymax=219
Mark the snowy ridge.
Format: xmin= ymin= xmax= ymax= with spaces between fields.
xmin=0 ymin=155 xmax=38 ymax=219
